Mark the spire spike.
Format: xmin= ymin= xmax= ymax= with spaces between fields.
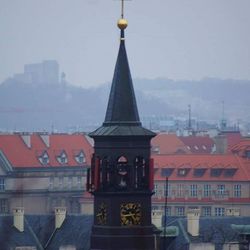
xmin=121 ymin=0 xmax=124 ymax=18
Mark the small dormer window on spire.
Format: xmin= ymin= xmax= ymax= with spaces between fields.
xmin=57 ymin=151 xmax=68 ymax=164
xmin=39 ymin=151 xmax=49 ymax=165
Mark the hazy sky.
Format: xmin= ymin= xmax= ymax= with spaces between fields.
xmin=1 ymin=0 xmax=250 ymax=87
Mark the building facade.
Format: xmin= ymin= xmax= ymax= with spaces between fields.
xmin=0 ymin=133 xmax=93 ymax=214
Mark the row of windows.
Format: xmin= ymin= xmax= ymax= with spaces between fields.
xmin=161 ymin=168 xmax=238 ymax=177
xmin=49 ymin=176 xmax=84 ymax=190
xmin=152 ymin=206 xmax=234 ymax=217
xmin=38 ymin=151 xmax=86 ymax=165
xmin=154 ymin=184 xmax=242 ymax=198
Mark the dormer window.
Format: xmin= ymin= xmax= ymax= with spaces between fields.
xmin=224 ymin=168 xmax=237 ymax=177
xmin=161 ymin=168 xmax=174 ymax=177
xmin=57 ymin=151 xmax=68 ymax=164
xmin=75 ymin=151 xmax=86 ymax=164
xmin=246 ymin=150 xmax=250 ymax=159
xmin=211 ymin=168 xmax=223 ymax=177
xmin=193 ymin=168 xmax=206 ymax=177
xmin=178 ymin=168 xmax=190 ymax=176
xmin=151 ymin=146 xmax=160 ymax=154
xmin=38 ymin=151 xmax=49 ymax=165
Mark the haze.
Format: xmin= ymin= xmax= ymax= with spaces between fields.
xmin=0 ymin=0 xmax=250 ymax=87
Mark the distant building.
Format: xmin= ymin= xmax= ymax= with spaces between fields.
xmin=156 ymin=209 xmax=250 ymax=250
xmin=13 ymin=60 xmax=60 ymax=85
xmin=152 ymin=139 xmax=250 ymax=217
xmin=0 ymin=133 xmax=93 ymax=214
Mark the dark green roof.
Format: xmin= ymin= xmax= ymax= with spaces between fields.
xmin=89 ymin=125 xmax=155 ymax=137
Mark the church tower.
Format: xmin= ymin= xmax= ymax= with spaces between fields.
xmin=88 ymin=2 xmax=156 ymax=249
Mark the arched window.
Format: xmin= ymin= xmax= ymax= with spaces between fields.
xmin=116 ymin=156 xmax=128 ymax=189
xmin=99 ymin=156 xmax=111 ymax=189
xmin=134 ymin=156 xmax=146 ymax=189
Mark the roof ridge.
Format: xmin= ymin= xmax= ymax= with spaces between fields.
xmin=234 ymin=154 xmax=250 ymax=180
xmin=24 ymin=217 xmax=44 ymax=250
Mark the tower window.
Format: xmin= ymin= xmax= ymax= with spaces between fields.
xmin=117 ymin=156 xmax=128 ymax=189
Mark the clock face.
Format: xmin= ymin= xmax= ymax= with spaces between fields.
xmin=120 ymin=203 xmax=141 ymax=226
xmin=96 ymin=202 xmax=107 ymax=225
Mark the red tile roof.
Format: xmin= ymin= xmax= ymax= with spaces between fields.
xmin=0 ymin=133 xmax=93 ymax=168
xmin=151 ymin=133 xmax=190 ymax=155
xmin=179 ymin=136 xmax=214 ymax=154
xmin=153 ymin=154 xmax=250 ymax=181
xmin=219 ymin=131 xmax=242 ymax=152
xmin=229 ymin=138 xmax=250 ymax=154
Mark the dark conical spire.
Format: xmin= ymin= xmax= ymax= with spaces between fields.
xmin=89 ymin=15 xmax=155 ymax=137
xmin=103 ymin=30 xmax=141 ymax=126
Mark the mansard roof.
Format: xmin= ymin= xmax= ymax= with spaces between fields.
xmin=0 ymin=133 xmax=93 ymax=168
xmin=153 ymin=153 xmax=250 ymax=181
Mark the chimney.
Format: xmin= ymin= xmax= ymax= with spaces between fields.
xmin=55 ymin=207 xmax=66 ymax=229
xmin=13 ymin=207 xmax=24 ymax=232
xmin=187 ymin=209 xmax=200 ymax=237
xmin=152 ymin=210 xmax=163 ymax=228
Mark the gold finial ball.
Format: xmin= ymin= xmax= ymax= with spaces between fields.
xmin=117 ymin=18 xmax=128 ymax=30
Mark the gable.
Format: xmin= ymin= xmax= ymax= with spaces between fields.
xmin=0 ymin=150 xmax=13 ymax=174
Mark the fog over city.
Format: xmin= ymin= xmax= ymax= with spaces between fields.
xmin=1 ymin=0 xmax=250 ymax=87
xmin=2 ymin=2 xmax=250 ymax=249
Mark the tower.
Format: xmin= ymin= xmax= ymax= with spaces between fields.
xmin=87 ymin=2 xmax=156 ymax=249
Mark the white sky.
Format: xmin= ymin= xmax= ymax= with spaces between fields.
xmin=0 ymin=0 xmax=250 ymax=87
